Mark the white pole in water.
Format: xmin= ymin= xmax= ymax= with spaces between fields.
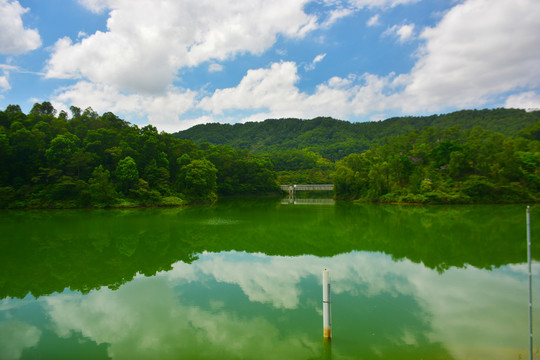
xmin=527 ymin=206 xmax=533 ymax=360
xmin=323 ymin=269 xmax=332 ymax=339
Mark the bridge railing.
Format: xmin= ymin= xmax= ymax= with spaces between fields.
xmin=280 ymin=184 xmax=334 ymax=191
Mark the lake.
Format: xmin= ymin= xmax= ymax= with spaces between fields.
xmin=1 ymin=198 xmax=539 ymax=359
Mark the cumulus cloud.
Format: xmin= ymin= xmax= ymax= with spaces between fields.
xmin=199 ymin=61 xmax=400 ymax=122
xmin=195 ymin=0 xmax=540 ymax=128
xmin=403 ymin=0 xmax=540 ymax=111
xmin=383 ymin=23 xmax=415 ymax=43
xmin=53 ymin=81 xmax=197 ymax=131
xmin=367 ymin=14 xmax=380 ymax=26
xmin=321 ymin=8 xmax=354 ymax=28
xmin=504 ymin=91 xmax=540 ymax=110
xmin=208 ymin=63 xmax=224 ymax=73
xmin=57 ymin=60 xmax=397 ymax=131
xmin=0 ymin=74 xmax=9 ymax=91
xmin=318 ymin=0 xmax=419 ymax=27
xmin=77 ymin=0 xmax=110 ymax=13
xmin=0 ymin=0 xmax=41 ymax=55
xmin=199 ymin=62 xmax=302 ymax=115
xmin=51 ymin=0 xmax=540 ymax=132
xmin=46 ymin=0 xmax=318 ymax=94
xmin=343 ymin=0 xmax=420 ymax=9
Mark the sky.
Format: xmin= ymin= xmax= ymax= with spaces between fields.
xmin=0 ymin=0 xmax=539 ymax=133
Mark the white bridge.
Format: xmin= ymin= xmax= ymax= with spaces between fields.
xmin=280 ymin=184 xmax=334 ymax=197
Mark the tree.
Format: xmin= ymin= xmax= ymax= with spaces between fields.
xmin=89 ymin=165 xmax=117 ymax=206
xmin=45 ymin=134 xmax=80 ymax=167
xmin=70 ymin=106 xmax=82 ymax=119
xmin=179 ymin=159 xmax=217 ymax=201
xmin=30 ymin=101 xmax=56 ymax=116
xmin=115 ymin=156 xmax=139 ymax=195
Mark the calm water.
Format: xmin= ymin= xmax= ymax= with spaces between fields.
xmin=0 ymin=198 xmax=539 ymax=359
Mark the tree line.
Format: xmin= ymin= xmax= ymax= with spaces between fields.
xmin=174 ymin=109 xmax=540 ymax=161
xmin=333 ymin=124 xmax=540 ymax=203
xmin=1 ymin=103 xmax=539 ymax=207
xmin=175 ymin=108 xmax=540 ymax=203
xmin=0 ymin=103 xmax=277 ymax=208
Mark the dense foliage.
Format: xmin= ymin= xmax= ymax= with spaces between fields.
xmin=266 ymin=149 xmax=335 ymax=184
xmin=1 ymin=103 xmax=539 ymax=207
xmin=0 ymin=103 xmax=277 ymax=208
xmin=174 ymin=109 xmax=540 ymax=161
xmin=175 ymin=108 xmax=540 ymax=197
xmin=333 ymin=126 xmax=540 ymax=203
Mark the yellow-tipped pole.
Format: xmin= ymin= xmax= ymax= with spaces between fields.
xmin=323 ymin=269 xmax=332 ymax=339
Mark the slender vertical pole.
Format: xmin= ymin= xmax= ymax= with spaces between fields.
xmin=527 ymin=206 xmax=533 ymax=360
xmin=323 ymin=269 xmax=332 ymax=339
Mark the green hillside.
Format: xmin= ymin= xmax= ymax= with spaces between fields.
xmin=173 ymin=108 xmax=540 ymax=160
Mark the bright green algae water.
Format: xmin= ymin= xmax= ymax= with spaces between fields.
xmin=1 ymin=198 xmax=539 ymax=359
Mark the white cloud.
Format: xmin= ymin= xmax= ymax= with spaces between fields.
xmin=199 ymin=61 xmax=400 ymax=122
xmin=34 ymin=248 xmax=519 ymax=359
xmin=383 ymin=23 xmax=415 ymax=43
xmin=0 ymin=248 xmax=530 ymax=359
xmin=198 ymin=62 xmax=303 ymax=115
xmin=208 ymin=63 xmax=223 ymax=73
xmin=367 ymin=14 xmax=380 ymax=26
xmin=313 ymin=53 xmax=327 ymax=65
xmin=178 ymin=251 xmax=539 ymax=359
xmin=0 ymin=321 xmax=41 ymax=360
xmin=0 ymin=74 xmax=9 ymax=91
xmin=44 ymin=0 xmax=429 ymax=130
xmin=46 ymin=0 xmax=318 ymax=94
xmin=77 ymin=0 xmax=110 ymax=13
xmin=45 ymin=277 xmax=319 ymax=359
xmin=321 ymin=8 xmax=354 ymax=28
xmin=396 ymin=23 xmax=415 ymax=41
xmin=53 ymin=81 xmax=197 ymax=132
xmin=403 ymin=0 xmax=540 ymax=111
xmin=304 ymin=53 xmax=327 ymax=71
xmin=0 ymin=0 xmax=41 ymax=55
xmin=504 ymin=91 xmax=540 ymax=110
xmin=50 ymin=0 xmax=540 ymax=132
xmin=0 ymin=63 xmax=48 ymax=93
xmin=318 ymin=0 xmax=419 ymax=27
xmin=0 ymin=64 xmax=18 ymax=92
xmin=347 ymin=0 xmax=420 ymax=9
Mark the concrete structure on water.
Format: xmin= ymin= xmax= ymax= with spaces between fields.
xmin=280 ymin=184 xmax=334 ymax=197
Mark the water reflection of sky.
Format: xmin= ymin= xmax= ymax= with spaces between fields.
xmin=1 ymin=251 xmax=539 ymax=360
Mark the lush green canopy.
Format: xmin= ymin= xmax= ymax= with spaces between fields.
xmin=174 ymin=109 xmax=540 ymax=161
xmin=0 ymin=103 xmax=278 ymax=208
xmin=333 ymin=126 xmax=540 ymax=203
xmin=1 ymin=104 xmax=538 ymax=207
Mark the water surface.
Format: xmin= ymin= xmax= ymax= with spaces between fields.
xmin=1 ymin=198 xmax=539 ymax=359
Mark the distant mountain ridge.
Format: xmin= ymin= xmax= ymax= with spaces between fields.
xmin=173 ymin=108 xmax=540 ymax=160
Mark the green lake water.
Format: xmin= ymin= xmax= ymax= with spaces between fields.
xmin=1 ymin=198 xmax=539 ymax=359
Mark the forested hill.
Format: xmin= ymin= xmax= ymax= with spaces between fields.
xmin=173 ymin=108 xmax=540 ymax=160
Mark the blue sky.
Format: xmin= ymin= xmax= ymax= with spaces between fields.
xmin=1 ymin=0 xmax=539 ymax=132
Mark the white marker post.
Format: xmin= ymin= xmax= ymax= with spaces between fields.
xmin=527 ymin=206 xmax=533 ymax=360
xmin=323 ymin=269 xmax=332 ymax=339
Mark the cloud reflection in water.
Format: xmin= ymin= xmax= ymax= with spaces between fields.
xmin=38 ymin=250 xmax=539 ymax=360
